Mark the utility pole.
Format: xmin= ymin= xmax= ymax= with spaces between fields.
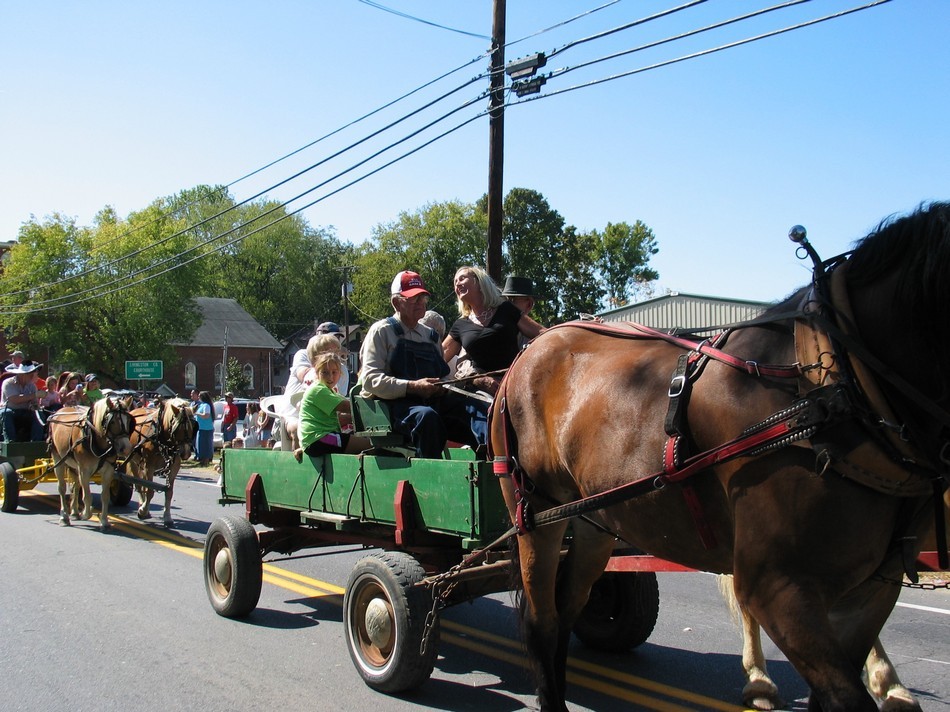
xmin=221 ymin=324 xmax=229 ymax=396
xmin=486 ymin=0 xmax=506 ymax=282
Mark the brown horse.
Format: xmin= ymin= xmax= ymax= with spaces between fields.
xmin=726 ymin=487 xmax=948 ymax=711
xmin=126 ymin=397 xmax=195 ymax=526
xmin=47 ymin=397 xmax=135 ymax=531
xmin=490 ymin=202 xmax=950 ymax=712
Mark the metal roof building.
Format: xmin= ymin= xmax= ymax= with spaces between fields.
xmin=598 ymin=291 xmax=772 ymax=332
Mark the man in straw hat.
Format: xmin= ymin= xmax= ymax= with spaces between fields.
xmin=1 ymin=360 xmax=44 ymax=441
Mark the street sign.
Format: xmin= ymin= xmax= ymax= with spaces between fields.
xmin=125 ymin=360 xmax=163 ymax=380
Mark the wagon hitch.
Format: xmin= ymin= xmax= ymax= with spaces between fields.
xmin=114 ymin=468 xmax=169 ymax=492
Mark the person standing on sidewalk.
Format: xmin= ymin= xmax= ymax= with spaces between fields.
xmin=194 ymin=391 xmax=215 ymax=466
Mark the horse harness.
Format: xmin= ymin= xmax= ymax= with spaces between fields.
xmin=492 ymin=254 xmax=950 ymax=572
xmin=129 ymin=406 xmax=194 ymax=479
xmin=47 ymin=404 xmax=133 ymax=472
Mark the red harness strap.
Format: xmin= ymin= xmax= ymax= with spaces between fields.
xmin=524 ymin=412 xmax=816 ymax=535
xmin=555 ymin=321 xmax=805 ymax=379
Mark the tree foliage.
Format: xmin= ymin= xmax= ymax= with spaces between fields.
xmin=350 ymin=200 xmax=487 ymax=324
xmin=1 ymin=183 xmax=660 ymax=381
xmin=1 ymin=208 xmax=203 ymax=382
xmin=595 ymin=221 xmax=659 ymax=307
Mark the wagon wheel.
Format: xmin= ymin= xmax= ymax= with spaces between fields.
xmin=573 ymin=571 xmax=660 ymax=652
xmin=1 ymin=462 xmax=19 ymax=513
xmin=203 ymin=515 xmax=262 ymax=618
xmin=109 ymin=478 xmax=134 ymax=507
xmin=344 ymin=551 xmax=439 ymax=693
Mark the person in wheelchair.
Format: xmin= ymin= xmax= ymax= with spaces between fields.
xmin=1 ymin=361 xmax=45 ymax=442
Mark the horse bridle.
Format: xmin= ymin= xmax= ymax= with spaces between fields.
xmin=806 ymin=255 xmax=950 ymax=484
xmin=129 ymin=403 xmax=195 ymax=478
xmin=47 ymin=400 xmax=133 ymax=471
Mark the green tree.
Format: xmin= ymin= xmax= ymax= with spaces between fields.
xmin=224 ymin=356 xmax=250 ymax=396
xmin=559 ymin=226 xmax=607 ymax=319
xmin=0 ymin=208 xmax=203 ymax=382
xmin=350 ymin=200 xmax=487 ymax=324
xmin=596 ymin=221 xmax=659 ymax=307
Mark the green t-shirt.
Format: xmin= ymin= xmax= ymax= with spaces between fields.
xmin=85 ymin=387 xmax=105 ymax=403
xmin=298 ymin=382 xmax=345 ymax=449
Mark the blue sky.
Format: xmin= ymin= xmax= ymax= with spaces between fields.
xmin=2 ymin=0 xmax=948 ymax=303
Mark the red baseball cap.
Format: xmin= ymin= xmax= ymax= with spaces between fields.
xmin=390 ymin=270 xmax=430 ymax=298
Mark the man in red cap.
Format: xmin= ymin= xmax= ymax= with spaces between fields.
xmin=359 ymin=270 xmax=474 ymax=458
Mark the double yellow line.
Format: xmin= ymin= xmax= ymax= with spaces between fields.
xmin=24 ymin=490 xmax=747 ymax=711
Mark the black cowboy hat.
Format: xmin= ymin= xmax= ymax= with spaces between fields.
xmin=502 ymin=276 xmax=536 ymax=298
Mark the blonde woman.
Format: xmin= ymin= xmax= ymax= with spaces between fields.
xmin=442 ymin=265 xmax=543 ymax=395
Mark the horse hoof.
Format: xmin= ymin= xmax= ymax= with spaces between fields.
xmin=744 ymin=695 xmax=783 ymax=711
xmin=137 ymin=509 xmax=150 ymax=520
xmin=59 ymin=517 xmax=70 ymax=527
xmin=881 ymin=694 xmax=922 ymax=712
xmin=743 ymin=682 xmax=783 ymax=711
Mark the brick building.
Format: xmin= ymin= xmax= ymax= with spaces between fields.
xmin=169 ymin=297 xmax=283 ymax=397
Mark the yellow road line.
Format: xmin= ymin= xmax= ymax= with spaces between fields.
xmin=22 ymin=489 xmax=747 ymax=711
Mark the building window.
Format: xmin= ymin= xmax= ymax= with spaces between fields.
xmin=184 ymin=362 xmax=196 ymax=390
xmin=214 ymin=363 xmax=223 ymax=393
xmin=243 ymin=363 xmax=254 ymax=392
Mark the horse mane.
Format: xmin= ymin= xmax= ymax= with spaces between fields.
xmin=161 ymin=397 xmax=193 ymax=429
xmin=89 ymin=397 xmax=111 ymax=435
xmin=846 ymin=201 xmax=950 ymax=340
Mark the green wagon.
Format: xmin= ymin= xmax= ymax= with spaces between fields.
xmin=203 ymin=399 xmax=662 ymax=693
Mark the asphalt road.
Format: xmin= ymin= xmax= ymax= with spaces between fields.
xmin=1 ymin=464 xmax=947 ymax=711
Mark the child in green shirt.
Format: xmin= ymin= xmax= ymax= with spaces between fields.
xmin=295 ymin=354 xmax=369 ymax=461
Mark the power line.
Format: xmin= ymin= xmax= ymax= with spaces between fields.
xmin=546 ymin=0 xmax=710 ymax=61
xmin=1 ymin=93 xmax=490 ymax=314
xmin=509 ymin=0 xmax=892 ymax=105
xmin=545 ymin=0 xmax=816 ymax=83
xmin=0 ymin=55 xmax=492 ymax=301
xmin=0 ymin=70 xmax=489 ymax=304
xmin=1 ymin=1 xmax=893 ymax=315
xmin=356 ymin=0 xmax=491 ymax=40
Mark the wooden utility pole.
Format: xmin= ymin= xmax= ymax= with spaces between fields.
xmin=486 ymin=0 xmax=506 ymax=282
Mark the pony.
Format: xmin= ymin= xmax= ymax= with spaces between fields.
xmin=47 ymin=396 xmax=135 ymax=531
xmin=126 ymin=397 xmax=196 ymax=526
xmin=725 ymin=487 xmax=948 ymax=711
xmin=489 ymin=202 xmax=950 ymax=712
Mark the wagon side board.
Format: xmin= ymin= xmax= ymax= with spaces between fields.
xmin=219 ymin=449 xmax=510 ymax=549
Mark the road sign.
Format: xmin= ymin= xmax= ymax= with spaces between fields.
xmin=125 ymin=360 xmax=163 ymax=380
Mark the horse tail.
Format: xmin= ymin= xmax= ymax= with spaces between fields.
xmin=717 ymin=573 xmax=741 ymax=627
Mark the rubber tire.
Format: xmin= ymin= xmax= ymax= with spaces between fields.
xmin=344 ymin=551 xmax=438 ymax=693
xmin=203 ymin=515 xmax=262 ymax=618
xmin=109 ymin=479 xmax=134 ymax=507
xmin=1 ymin=462 xmax=19 ymax=513
xmin=573 ymin=571 xmax=660 ymax=652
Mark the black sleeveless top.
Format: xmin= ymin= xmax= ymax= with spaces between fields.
xmin=449 ymin=301 xmax=522 ymax=372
